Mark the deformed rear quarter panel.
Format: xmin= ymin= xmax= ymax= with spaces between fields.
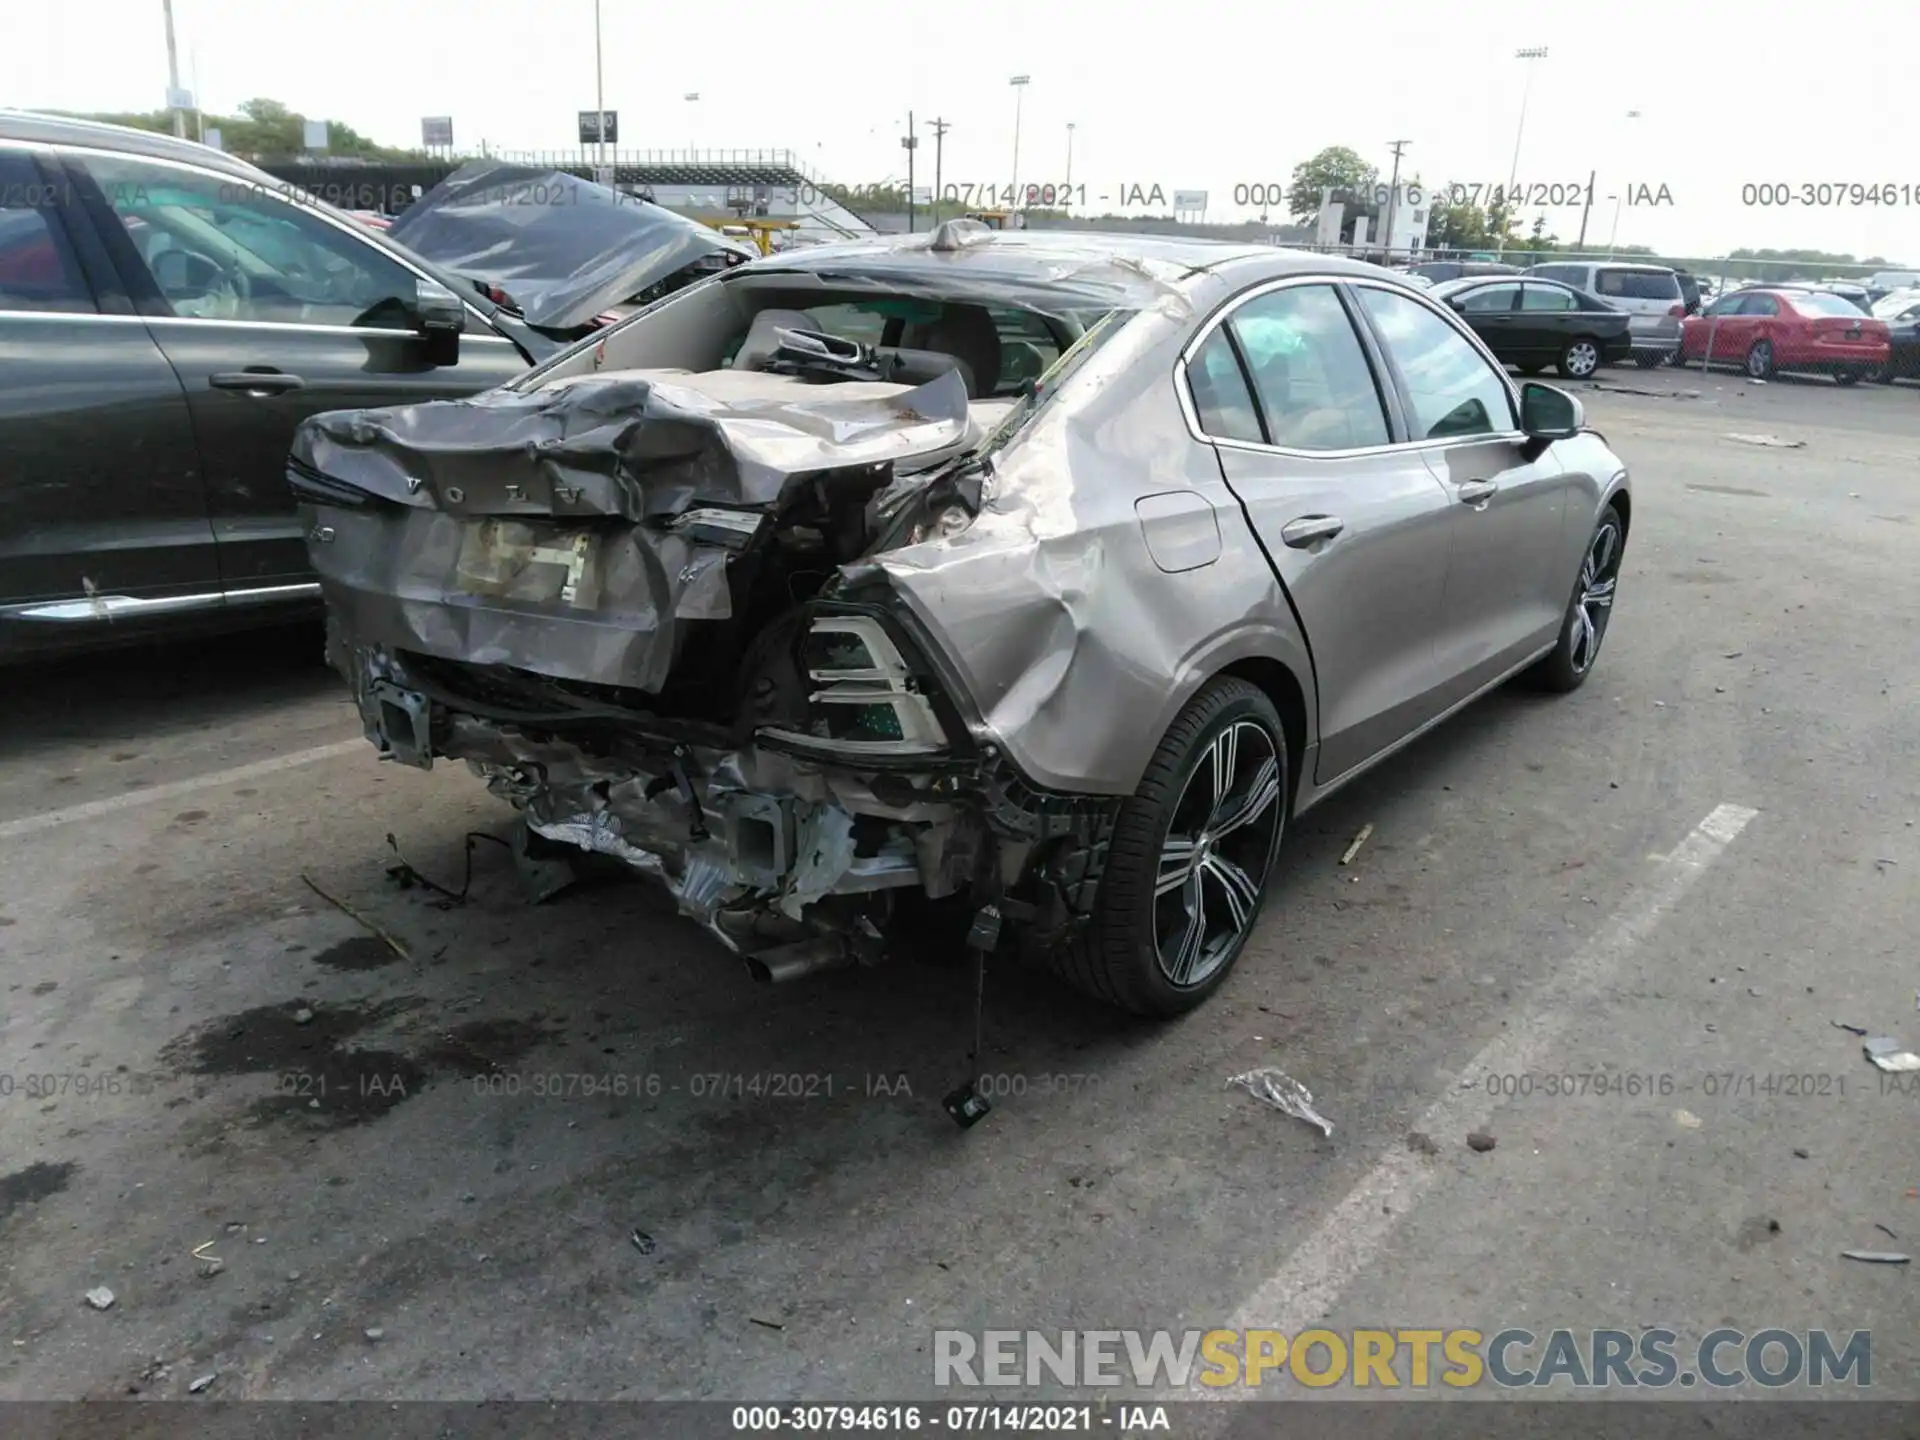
xmin=878 ymin=278 xmax=1319 ymax=799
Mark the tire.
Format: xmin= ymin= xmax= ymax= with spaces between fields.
xmin=1834 ymin=367 xmax=1864 ymax=387
xmin=1557 ymin=337 xmax=1602 ymax=379
xmin=1633 ymin=352 xmax=1660 ymax=369
xmin=1050 ymin=678 xmax=1287 ymax=1016
xmin=1529 ymin=503 xmax=1625 ymax=694
xmin=1745 ymin=339 xmax=1775 ymax=380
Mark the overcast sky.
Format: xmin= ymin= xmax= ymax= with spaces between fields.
xmin=9 ymin=0 xmax=1918 ymax=263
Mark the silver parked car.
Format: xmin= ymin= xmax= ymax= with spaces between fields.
xmin=1525 ymin=261 xmax=1686 ymax=367
xmin=295 ymin=227 xmax=1632 ymax=1020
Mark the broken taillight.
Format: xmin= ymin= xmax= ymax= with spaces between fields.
xmin=761 ymin=615 xmax=948 ymax=757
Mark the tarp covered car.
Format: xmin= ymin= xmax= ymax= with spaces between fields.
xmin=387 ymin=159 xmax=755 ymax=333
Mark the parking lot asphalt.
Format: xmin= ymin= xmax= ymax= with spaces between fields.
xmin=2 ymin=368 xmax=1916 ymax=1405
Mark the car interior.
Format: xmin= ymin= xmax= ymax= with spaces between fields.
xmin=523 ymin=276 xmax=1102 ymax=411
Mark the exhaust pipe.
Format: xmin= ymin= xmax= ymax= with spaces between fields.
xmin=743 ymin=936 xmax=854 ymax=985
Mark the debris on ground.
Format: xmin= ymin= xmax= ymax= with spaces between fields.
xmin=1466 ymin=1131 xmax=1497 ymax=1153
xmin=364 ymin=1327 xmax=385 ymax=1341
xmin=1875 ymin=1223 xmax=1898 ymax=1240
xmin=1863 ymin=1037 xmax=1920 ymax=1073
xmin=188 ymin=1373 xmax=216 ymax=1393
xmin=1339 ymin=824 xmax=1374 ymax=867
xmin=1407 ymin=1131 xmax=1441 ymax=1157
xmin=631 ymin=1228 xmax=658 ymax=1256
xmin=1722 ymin=433 xmax=1804 ymax=449
xmin=749 ymin=1317 xmax=785 ymax=1331
xmin=1792 ymin=1148 xmax=1810 ymax=1159
xmin=1831 ymin=1020 xmax=1869 ymax=1036
xmin=293 ymin=1007 xmax=314 ymax=1025
xmin=1674 ymin=1110 xmax=1703 ymax=1129
xmin=1840 ymin=1250 xmax=1911 ymax=1265
xmin=299 ymin=874 xmax=411 ymax=961
xmin=1226 ymin=1068 xmax=1334 ymax=1137
xmin=83 ymin=1287 xmax=115 ymax=1311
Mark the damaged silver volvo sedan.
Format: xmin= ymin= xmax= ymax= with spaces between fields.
xmin=294 ymin=223 xmax=1631 ymax=1022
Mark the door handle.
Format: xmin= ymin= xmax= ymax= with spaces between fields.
xmin=210 ymin=370 xmax=306 ymax=395
xmin=1280 ymin=515 xmax=1345 ymax=548
xmin=1456 ymin=480 xmax=1498 ymax=507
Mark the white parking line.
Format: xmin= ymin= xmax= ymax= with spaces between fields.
xmin=1197 ymin=801 xmax=1760 ymax=1396
xmin=0 ymin=739 xmax=366 ymax=842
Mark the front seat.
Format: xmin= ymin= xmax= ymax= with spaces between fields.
xmin=901 ymin=305 xmax=1002 ymax=399
xmin=733 ymin=308 xmax=822 ymax=371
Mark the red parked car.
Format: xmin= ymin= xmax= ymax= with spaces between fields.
xmin=1681 ymin=287 xmax=1890 ymax=383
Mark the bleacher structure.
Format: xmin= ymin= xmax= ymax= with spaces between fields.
xmin=484 ymin=149 xmax=876 ymax=242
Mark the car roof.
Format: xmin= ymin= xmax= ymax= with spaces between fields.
xmin=0 ymin=109 xmax=271 ymax=182
xmin=729 ymin=228 xmax=1401 ymax=308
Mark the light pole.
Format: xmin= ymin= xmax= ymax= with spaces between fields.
xmin=1065 ymin=122 xmax=1075 ymax=208
xmin=161 ymin=0 xmax=186 ymax=138
xmin=685 ymin=93 xmax=700 ymax=154
xmin=1607 ymin=109 xmax=1642 ymax=256
xmin=1008 ymin=75 xmax=1030 ymax=210
xmin=593 ymin=0 xmax=606 ymax=175
xmin=1500 ymin=45 xmax=1547 ymax=255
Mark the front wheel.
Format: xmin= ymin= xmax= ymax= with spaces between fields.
xmin=1558 ymin=337 xmax=1602 ymax=379
xmin=1051 ymin=678 xmax=1287 ymax=1016
xmin=1529 ymin=503 xmax=1625 ymax=694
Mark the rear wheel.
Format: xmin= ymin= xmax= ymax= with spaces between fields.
xmin=1051 ymin=679 xmax=1287 ymax=1016
xmin=1558 ymin=337 xmax=1602 ymax=379
xmin=1745 ymin=339 xmax=1775 ymax=379
xmin=1530 ymin=504 xmax=1625 ymax=694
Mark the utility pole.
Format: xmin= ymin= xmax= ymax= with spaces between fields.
xmin=1383 ymin=139 xmax=1409 ymax=259
xmin=1065 ymin=122 xmax=1075 ymax=204
xmin=1575 ymin=167 xmax=1596 ymax=252
xmin=929 ymin=118 xmax=950 ymax=220
xmin=902 ymin=113 xmax=919 ymax=233
xmin=161 ymin=0 xmax=186 ymax=138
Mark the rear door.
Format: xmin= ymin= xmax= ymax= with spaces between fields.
xmin=65 ymin=148 xmax=532 ymax=591
xmin=1517 ymin=281 xmax=1581 ymax=362
xmin=1455 ymin=281 xmax=1522 ymax=362
xmin=1350 ymin=282 xmax=1573 ymax=702
xmin=0 ymin=146 xmax=216 ymax=641
xmin=1186 ymin=280 xmax=1458 ymax=782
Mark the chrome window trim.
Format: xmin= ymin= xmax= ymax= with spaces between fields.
xmin=0 ymin=307 xmax=518 ymax=342
xmin=12 ymin=139 xmax=501 ymax=332
xmin=1173 ymin=272 xmax=1525 ymax=458
xmin=0 ymin=581 xmax=318 ymax=623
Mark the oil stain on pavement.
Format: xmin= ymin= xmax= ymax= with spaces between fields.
xmin=157 ymin=1000 xmax=553 ymax=1131
xmin=0 ymin=1160 xmax=78 ymax=1225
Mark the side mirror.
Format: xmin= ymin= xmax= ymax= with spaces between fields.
xmin=410 ymin=278 xmax=464 ymax=366
xmin=1519 ymin=381 xmax=1583 ymax=440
